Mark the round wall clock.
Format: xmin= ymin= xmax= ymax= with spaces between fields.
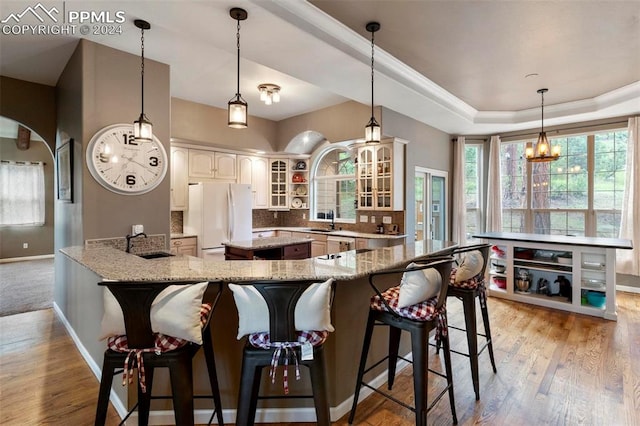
xmin=86 ymin=123 xmax=168 ymax=195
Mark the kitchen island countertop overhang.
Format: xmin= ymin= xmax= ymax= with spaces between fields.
xmin=60 ymin=239 xmax=456 ymax=283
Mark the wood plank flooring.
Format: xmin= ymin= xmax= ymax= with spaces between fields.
xmin=1 ymin=292 xmax=638 ymax=425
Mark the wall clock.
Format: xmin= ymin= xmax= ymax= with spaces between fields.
xmin=86 ymin=123 xmax=168 ymax=195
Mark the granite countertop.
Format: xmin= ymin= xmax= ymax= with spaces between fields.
xmin=225 ymin=236 xmax=311 ymax=250
xmin=60 ymin=240 xmax=456 ymax=283
xmin=253 ymin=227 xmax=406 ymax=240
xmin=473 ymin=231 xmax=633 ymax=250
xmin=170 ymin=233 xmax=197 ymax=239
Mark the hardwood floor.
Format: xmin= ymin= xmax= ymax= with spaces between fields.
xmin=1 ymin=293 xmax=638 ymax=425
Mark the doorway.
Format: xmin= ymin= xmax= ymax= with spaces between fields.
xmin=415 ymin=167 xmax=448 ymax=242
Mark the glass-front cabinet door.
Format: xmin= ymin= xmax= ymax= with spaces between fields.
xmin=375 ymin=145 xmax=392 ymax=209
xmin=269 ymin=159 xmax=288 ymax=209
xmin=357 ymin=147 xmax=374 ymax=209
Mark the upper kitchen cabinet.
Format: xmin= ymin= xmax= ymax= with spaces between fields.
xmin=238 ymin=155 xmax=269 ymax=209
xmin=269 ymin=158 xmax=289 ymax=210
xmin=170 ymin=146 xmax=189 ymax=211
xmin=189 ymin=149 xmax=237 ymax=181
xmin=357 ymin=138 xmax=406 ymax=211
xmin=290 ymin=158 xmax=309 ymax=210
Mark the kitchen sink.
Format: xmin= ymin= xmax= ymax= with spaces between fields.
xmin=137 ymin=252 xmax=175 ymax=259
xmin=309 ymin=228 xmax=331 ymax=232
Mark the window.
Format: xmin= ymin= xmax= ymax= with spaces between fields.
xmin=500 ymin=129 xmax=627 ymax=237
xmin=0 ymin=161 xmax=45 ymax=226
xmin=464 ymin=145 xmax=482 ymax=236
xmin=313 ymin=147 xmax=356 ymax=222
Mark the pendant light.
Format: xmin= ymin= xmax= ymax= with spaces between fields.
xmin=364 ymin=21 xmax=381 ymax=144
xmin=526 ymin=88 xmax=560 ymax=162
xmin=133 ymin=19 xmax=152 ymax=142
xmin=228 ymin=7 xmax=248 ymax=129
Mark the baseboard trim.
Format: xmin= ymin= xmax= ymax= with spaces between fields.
xmin=53 ymin=303 xmax=129 ymax=420
xmin=0 ymin=254 xmax=54 ymax=263
xmin=617 ymin=285 xmax=640 ymax=294
xmin=56 ymin=298 xmax=412 ymax=424
xmin=135 ymin=355 xmax=413 ymax=424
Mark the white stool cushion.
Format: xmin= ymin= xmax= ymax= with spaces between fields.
xmin=371 ymin=286 xmax=440 ymax=321
xmin=100 ymin=282 xmax=209 ymax=344
xmin=397 ymin=263 xmax=441 ymax=308
xmin=229 ymin=279 xmax=334 ymax=339
xmin=454 ymin=250 xmax=484 ymax=282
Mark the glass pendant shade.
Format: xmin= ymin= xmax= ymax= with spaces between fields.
xmin=228 ymin=95 xmax=248 ymax=129
xmin=365 ymin=116 xmax=381 ymax=144
xmin=134 ymin=113 xmax=153 ymax=142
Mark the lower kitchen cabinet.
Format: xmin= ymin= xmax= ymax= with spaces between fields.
xmin=170 ymin=236 xmax=197 ymax=257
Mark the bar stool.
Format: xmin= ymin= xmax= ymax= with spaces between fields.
xmin=228 ymin=279 xmax=335 ymax=426
xmin=348 ymin=257 xmax=457 ymax=426
xmin=95 ymin=280 xmax=225 ymax=426
xmin=442 ymin=243 xmax=497 ymax=401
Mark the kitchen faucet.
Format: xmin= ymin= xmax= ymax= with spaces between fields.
xmin=125 ymin=232 xmax=147 ymax=253
xmin=329 ymin=210 xmax=336 ymax=230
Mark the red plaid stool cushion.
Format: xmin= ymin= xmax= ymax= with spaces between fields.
xmin=248 ymin=330 xmax=329 ymax=394
xmin=370 ymin=286 xmax=439 ymax=321
xmin=450 ymin=268 xmax=482 ymax=289
xmin=106 ymin=303 xmax=212 ymax=393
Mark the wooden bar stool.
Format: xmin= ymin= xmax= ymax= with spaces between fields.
xmin=441 ymin=243 xmax=497 ymax=401
xmin=94 ymin=280 xmax=225 ymax=426
xmin=229 ymin=279 xmax=335 ymax=426
xmin=348 ymin=257 xmax=457 ymax=426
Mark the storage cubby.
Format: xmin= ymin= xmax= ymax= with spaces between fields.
xmin=474 ymin=232 xmax=631 ymax=321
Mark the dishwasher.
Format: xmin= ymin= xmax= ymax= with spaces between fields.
xmin=327 ymin=236 xmax=355 ymax=254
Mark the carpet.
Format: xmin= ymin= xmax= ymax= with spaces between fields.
xmin=0 ymin=258 xmax=54 ymax=316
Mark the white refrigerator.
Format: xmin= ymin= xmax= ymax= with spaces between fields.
xmin=184 ymin=182 xmax=253 ymax=259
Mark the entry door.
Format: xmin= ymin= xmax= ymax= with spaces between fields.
xmin=415 ymin=168 xmax=448 ymax=241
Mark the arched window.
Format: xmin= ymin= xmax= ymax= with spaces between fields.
xmin=312 ymin=147 xmax=356 ymax=223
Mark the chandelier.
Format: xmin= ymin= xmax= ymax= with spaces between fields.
xmin=526 ymin=88 xmax=560 ymax=162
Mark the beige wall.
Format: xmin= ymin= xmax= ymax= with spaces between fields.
xmin=54 ymin=39 xmax=172 ymax=408
xmin=0 ymin=138 xmax=55 ymax=258
xmin=171 ymin=97 xmax=278 ymax=152
xmin=0 ymin=76 xmax=57 ymax=259
xmin=382 ymin=107 xmax=452 ymax=241
xmin=277 ymin=100 xmax=374 ymax=150
xmin=0 ymin=76 xmax=57 ymax=153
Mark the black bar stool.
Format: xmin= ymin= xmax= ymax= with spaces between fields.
xmin=441 ymin=243 xmax=497 ymax=400
xmin=95 ymin=280 xmax=225 ymax=426
xmin=229 ymin=279 xmax=335 ymax=426
xmin=348 ymin=257 xmax=457 ymax=426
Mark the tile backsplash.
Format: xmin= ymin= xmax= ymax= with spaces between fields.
xmin=85 ymin=234 xmax=166 ymax=254
xmin=171 ymin=210 xmax=405 ymax=235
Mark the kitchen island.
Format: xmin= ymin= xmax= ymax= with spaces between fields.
xmin=59 ymin=239 xmax=456 ymax=423
xmin=224 ymin=236 xmax=311 ymax=260
xmin=473 ymin=231 xmax=632 ymax=320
